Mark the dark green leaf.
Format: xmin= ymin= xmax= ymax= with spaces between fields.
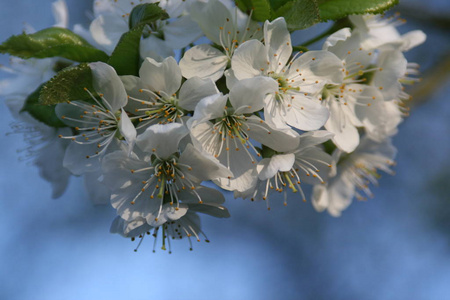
xmin=21 ymin=85 xmax=66 ymax=128
xmin=128 ymin=3 xmax=169 ymax=29
xmin=235 ymin=0 xmax=252 ymax=14
xmin=250 ymin=0 xmax=272 ymax=21
xmin=272 ymin=1 xmax=293 ymax=19
xmin=0 ymin=27 xmax=109 ymax=62
xmin=280 ymin=0 xmax=320 ymax=30
xmin=269 ymin=0 xmax=291 ymax=11
xmin=107 ymin=26 xmax=143 ymax=76
xmin=318 ymin=0 xmax=399 ymax=21
xmin=40 ymin=63 xmax=96 ymax=105
xmin=108 ymin=3 xmax=171 ymax=76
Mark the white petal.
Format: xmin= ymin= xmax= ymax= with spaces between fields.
xmin=34 ymin=129 xmax=71 ymax=198
xmin=288 ymin=51 xmax=344 ymax=86
xmin=179 ymin=45 xmax=228 ymax=81
xmin=118 ymin=109 xmax=137 ymax=155
xmin=55 ymin=102 xmax=85 ymax=128
xmin=178 ymin=77 xmax=219 ymax=111
xmin=351 ymin=86 xmax=386 ymax=133
xmin=136 ymin=123 xmax=188 ymax=158
xmin=298 ymin=130 xmax=334 ymax=148
xmin=179 ymin=143 xmax=233 ymax=182
xmin=231 ymin=40 xmax=268 ymax=80
xmin=89 ymin=14 xmax=127 ymax=54
xmin=400 ymin=30 xmax=426 ymax=51
xmin=164 ymin=15 xmax=202 ymax=49
xmin=187 ymin=203 xmax=230 ymax=218
xmin=52 ymin=0 xmax=68 ymax=28
xmin=372 ymin=50 xmax=406 ymax=100
xmin=264 ymin=18 xmax=292 ymax=73
xmin=214 ymin=163 xmax=257 ymax=193
xmin=326 ymin=177 xmax=356 ymax=217
xmin=148 ymin=204 xmax=188 ymax=227
xmin=179 ymin=186 xmax=226 ymax=204
xmin=322 ymin=28 xmax=352 ymax=50
xmin=90 ymin=62 xmax=127 ymax=112
xmin=229 ymin=77 xmax=278 ymax=114
xmin=257 ymin=154 xmax=295 ymax=181
xmin=140 ymin=35 xmax=175 ymax=60
xmin=325 ymin=100 xmax=360 ymax=153
xmin=84 ymin=170 xmax=110 ymax=205
xmin=139 ymin=57 xmax=181 ymax=95
xmin=189 ymin=0 xmax=231 ymax=45
xmin=63 ymin=141 xmax=102 ymax=175
xmin=285 ymin=94 xmax=330 ymax=131
xmin=312 ymin=184 xmax=329 ymax=212
xmin=191 ymin=93 xmax=228 ymax=123
xmin=121 ymin=75 xmax=145 ymax=113
xmin=245 ymin=116 xmax=300 ymax=152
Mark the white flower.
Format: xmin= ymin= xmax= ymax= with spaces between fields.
xmin=312 ymin=136 xmax=396 ymax=217
xmin=349 ymin=14 xmax=426 ymax=52
xmin=121 ymin=56 xmax=218 ymax=131
xmin=188 ymin=77 xmax=298 ymax=193
xmin=56 ymin=62 xmax=136 ymax=175
xmin=101 ymin=123 xmax=232 ymax=225
xmin=239 ymin=131 xmax=333 ymax=210
xmin=83 ymin=0 xmax=201 ymax=58
xmin=179 ymin=0 xmax=262 ymax=81
xmin=230 ymin=18 xmax=341 ymax=131
xmin=0 ymin=0 xmax=71 ymax=199
xmin=110 ymin=186 xmax=229 ymax=252
xmin=321 ymin=29 xmax=387 ymax=153
xmin=6 ymin=111 xmax=72 ymax=199
xmin=0 ymin=57 xmax=58 ymax=100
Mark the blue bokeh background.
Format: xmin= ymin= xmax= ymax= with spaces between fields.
xmin=1 ymin=1 xmax=449 ymax=299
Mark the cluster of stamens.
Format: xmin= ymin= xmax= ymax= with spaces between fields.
xmin=250 ymin=158 xmax=331 ymax=210
xmin=129 ymin=89 xmax=184 ymax=130
xmin=58 ymin=89 xmax=120 ymax=159
xmin=131 ymin=216 xmax=211 ymax=253
xmin=218 ymin=12 xmax=261 ymax=59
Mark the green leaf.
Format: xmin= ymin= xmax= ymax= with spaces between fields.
xmin=0 ymin=27 xmax=109 ymax=62
xmin=250 ymin=0 xmax=272 ymax=21
xmin=107 ymin=26 xmax=143 ymax=76
xmin=108 ymin=3 xmax=170 ymax=76
xmin=272 ymin=1 xmax=293 ymax=19
xmin=128 ymin=3 xmax=169 ymax=29
xmin=235 ymin=0 xmax=252 ymax=14
xmin=21 ymin=85 xmax=66 ymax=128
xmin=279 ymin=0 xmax=320 ymax=30
xmin=235 ymin=0 xmax=271 ymax=21
xmin=39 ymin=63 xmax=96 ymax=105
xmin=318 ymin=0 xmax=399 ymax=21
xmin=269 ymin=0 xmax=290 ymax=11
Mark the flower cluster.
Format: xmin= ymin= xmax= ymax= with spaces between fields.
xmin=0 ymin=0 xmax=425 ymax=251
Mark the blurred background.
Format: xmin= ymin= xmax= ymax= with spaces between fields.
xmin=0 ymin=0 xmax=449 ymax=299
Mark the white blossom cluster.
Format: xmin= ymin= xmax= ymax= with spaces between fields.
xmin=0 ymin=0 xmax=426 ymax=251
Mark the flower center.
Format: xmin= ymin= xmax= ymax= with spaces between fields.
xmin=129 ymin=90 xmax=185 ymax=129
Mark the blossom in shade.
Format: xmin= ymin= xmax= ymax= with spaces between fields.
xmin=81 ymin=0 xmax=201 ymax=58
xmin=312 ymin=136 xmax=397 ymax=217
xmin=110 ymin=186 xmax=229 ymax=252
xmin=56 ymin=62 xmax=136 ymax=175
xmin=349 ymin=14 xmax=426 ymax=52
xmin=320 ymin=29 xmax=387 ymax=153
xmin=239 ymin=131 xmax=333 ymax=210
xmin=101 ymin=123 xmax=232 ymax=227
